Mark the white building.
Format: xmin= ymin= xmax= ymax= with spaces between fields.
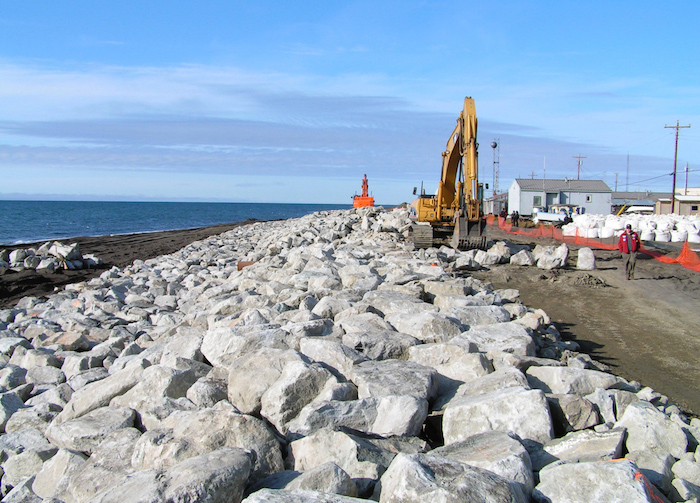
xmin=508 ymin=179 xmax=612 ymax=217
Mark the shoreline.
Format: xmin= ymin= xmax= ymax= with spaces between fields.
xmin=0 ymin=220 xmax=264 ymax=248
xmin=0 ymin=219 xmax=258 ymax=309
xmin=0 ymin=200 xmax=353 ymax=247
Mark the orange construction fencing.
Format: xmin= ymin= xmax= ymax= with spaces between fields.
xmin=486 ymin=215 xmax=700 ymax=273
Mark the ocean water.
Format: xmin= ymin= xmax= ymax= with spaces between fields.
xmin=0 ymin=201 xmax=351 ymax=245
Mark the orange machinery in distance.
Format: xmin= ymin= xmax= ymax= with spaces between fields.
xmin=352 ymin=174 xmax=375 ymax=208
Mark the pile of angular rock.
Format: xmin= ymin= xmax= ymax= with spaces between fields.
xmin=0 ymin=207 xmax=697 ymax=502
xmin=0 ymin=242 xmax=103 ymax=273
xmin=455 ymin=238 xmax=596 ymax=271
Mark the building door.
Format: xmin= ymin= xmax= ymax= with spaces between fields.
xmin=546 ymin=192 xmax=558 ymax=210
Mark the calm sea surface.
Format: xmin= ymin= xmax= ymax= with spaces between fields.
xmin=0 ymin=201 xmax=351 ymax=245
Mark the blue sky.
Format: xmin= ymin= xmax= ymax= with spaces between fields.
xmin=1 ymin=1 xmax=699 ymax=204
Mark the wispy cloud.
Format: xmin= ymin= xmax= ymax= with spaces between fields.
xmin=0 ymin=60 xmax=697 ymax=202
xmin=79 ymin=35 xmax=125 ymax=47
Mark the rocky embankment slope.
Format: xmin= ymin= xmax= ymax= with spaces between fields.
xmin=0 ymin=207 xmax=698 ymax=503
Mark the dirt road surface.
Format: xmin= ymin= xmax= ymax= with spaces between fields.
xmin=480 ymin=225 xmax=700 ymax=416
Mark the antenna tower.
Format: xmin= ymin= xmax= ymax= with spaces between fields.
xmin=491 ymin=140 xmax=500 ymax=197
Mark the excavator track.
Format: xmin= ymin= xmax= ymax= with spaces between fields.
xmin=410 ymin=223 xmax=487 ymax=251
xmin=410 ymin=224 xmax=434 ymax=249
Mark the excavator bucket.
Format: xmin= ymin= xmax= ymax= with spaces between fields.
xmin=452 ymin=214 xmax=486 ymax=250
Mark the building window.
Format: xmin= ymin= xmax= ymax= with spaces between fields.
xmin=692 ymin=205 xmax=699 ymax=211
xmin=533 ymin=196 xmax=542 ymax=206
xmin=586 ymin=194 xmax=592 ymax=203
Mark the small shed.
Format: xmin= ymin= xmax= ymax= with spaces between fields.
xmin=611 ymin=191 xmax=671 ymax=214
xmin=509 ymin=179 xmax=612 ymax=217
xmin=483 ymin=192 xmax=508 ymax=216
xmin=656 ymin=193 xmax=700 ymax=215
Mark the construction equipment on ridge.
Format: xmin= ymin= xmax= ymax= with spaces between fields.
xmin=352 ymin=174 xmax=375 ymax=208
xmin=410 ymin=96 xmax=486 ymax=250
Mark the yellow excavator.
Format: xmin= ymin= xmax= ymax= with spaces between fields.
xmin=410 ymin=96 xmax=486 ymax=250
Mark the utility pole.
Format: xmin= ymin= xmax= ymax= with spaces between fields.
xmin=665 ymin=121 xmax=691 ymax=213
xmin=573 ymin=154 xmax=586 ymax=180
xmin=626 ymin=153 xmax=629 ymax=191
xmin=685 ymin=162 xmax=689 ymax=196
xmin=614 ymin=173 xmax=618 ymax=192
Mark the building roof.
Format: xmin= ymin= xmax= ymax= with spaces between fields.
xmin=612 ymin=191 xmax=672 ymax=201
xmin=485 ymin=192 xmax=508 ymax=202
xmin=611 ymin=199 xmax=655 ymax=207
xmin=514 ymin=179 xmax=611 ymax=192
xmin=658 ymin=195 xmax=700 ymax=202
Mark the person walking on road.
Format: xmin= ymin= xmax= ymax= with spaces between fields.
xmin=618 ymin=223 xmax=640 ymax=280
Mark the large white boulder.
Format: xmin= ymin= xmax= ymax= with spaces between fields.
xmin=529 ymin=428 xmax=626 ymax=472
xmin=576 ymin=247 xmax=596 ymax=270
xmin=455 ymin=322 xmax=535 ymax=356
xmin=336 ymin=313 xmax=395 ymax=334
xmin=0 ymin=392 xmax=26 ymax=433
xmin=32 ymin=448 xmax=88 ymax=500
xmin=45 ymin=406 xmax=136 ymax=455
xmin=350 ymin=359 xmax=439 ymax=401
xmin=546 ymin=394 xmax=600 ymax=433
xmin=431 ymin=431 xmax=534 ymax=497
xmin=533 ymin=459 xmax=667 ymax=503
xmin=227 ymin=348 xmax=308 ymax=415
xmin=201 ymin=325 xmax=292 ymax=367
xmin=289 ymin=427 xmax=425 ymax=498
xmin=260 ymin=360 xmax=339 ymax=434
xmin=91 ymin=447 xmax=252 ymax=503
xmin=243 ymin=489 xmax=366 ymax=502
xmin=287 ymin=395 xmax=428 ymax=439
xmin=443 ymin=386 xmax=553 ymax=445
xmin=510 ymin=250 xmax=536 ymax=266
xmin=249 ymin=462 xmax=357 ymax=497
xmin=616 ymin=400 xmax=688 ymax=459
xmin=362 ymin=290 xmax=437 ymax=318
xmin=341 ymin=331 xmax=419 ymax=361
xmin=65 ymin=427 xmax=143 ymax=502
xmin=585 ymin=388 xmax=639 ymax=424
xmin=299 ymin=338 xmax=366 ymax=381
xmin=378 ymin=452 xmax=528 ymax=503
xmin=55 ymin=358 xmax=150 ymax=423
xmin=160 ymin=405 xmax=284 ymax=482
xmin=441 ymin=305 xmax=511 ymax=328
xmin=433 ymin=366 xmax=531 ymax=411
xmin=407 ymin=343 xmax=492 ymax=396
xmin=526 ymin=366 xmax=628 ymax=396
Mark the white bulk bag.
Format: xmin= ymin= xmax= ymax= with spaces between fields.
xmin=655 ymin=231 xmax=670 ymax=242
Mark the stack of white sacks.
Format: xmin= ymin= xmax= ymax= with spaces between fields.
xmin=561 ymin=214 xmax=700 ymax=244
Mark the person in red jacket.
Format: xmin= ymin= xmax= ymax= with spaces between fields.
xmin=618 ymin=224 xmax=641 ymax=280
